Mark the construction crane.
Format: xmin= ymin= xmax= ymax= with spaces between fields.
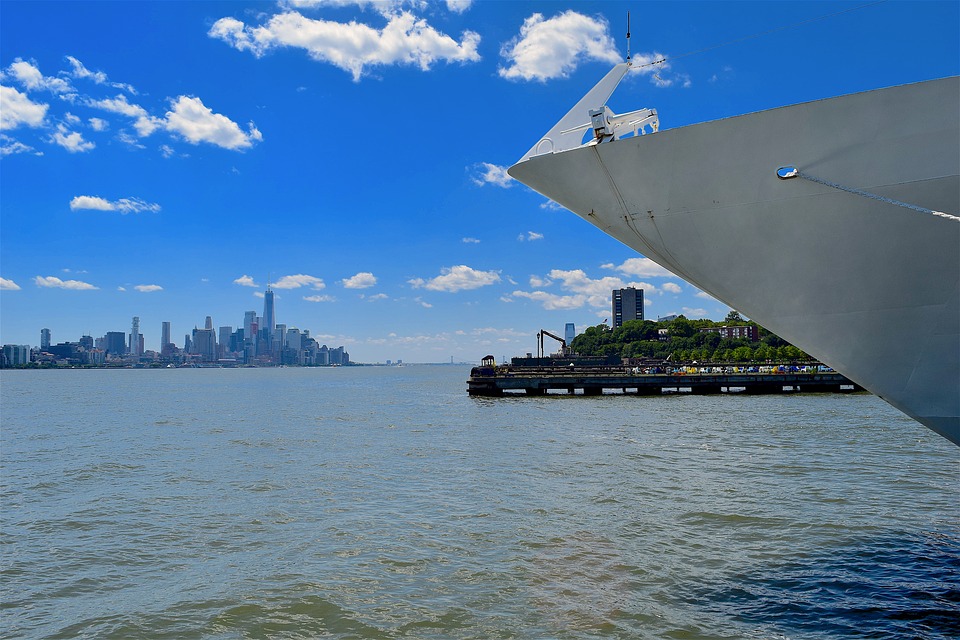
xmin=538 ymin=329 xmax=569 ymax=358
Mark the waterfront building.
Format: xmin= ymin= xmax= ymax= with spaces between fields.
xmin=79 ymin=335 xmax=94 ymax=350
xmin=564 ymin=323 xmax=576 ymax=344
xmin=2 ymin=344 xmax=31 ymax=366
xmin=612 ymin=288 xmax=644 ymax=328
xmin=129 ymin=317 xmax=142 ymax=356
xmin=262 ymin=287 xmax=276 ymax=344
xmin=219 ymin=326 xmax=233 ymax=358
xmin=104 ymin=331 xmax=126 ymax=356
xmin=40 ymin=328 xmax=51 ymax=350
xmin=161 ymin=322 xmax=171 ymax=351
xmin=192 ymin=327 xmax=217 ymax=362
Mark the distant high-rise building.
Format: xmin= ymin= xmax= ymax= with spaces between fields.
xmin=184 ymin=334 xmax=192 ymax=353
xmin=262 ymin=287 xmax=276 ymax=344
xmin=218 ymin=326 xmax=232 ymax=358
xmin=612 ymin=288 xmax=644 ymax=328
xmin=79 ymin=335 xmax=94 ymax=350
xmin=129 ymin=317 xmax=142 ymax=356
xmin=192 ymin=328 xmax=216 ymax=361
xmin=40 ymin=328 xmax=51 ymax=350
xmin=161 ymin=321 xmax=171 ymax=350
xmin=205 ymin=316 xmax=213 ymax=331
xmin=564 ymin=323 xmax=576 ymax=344
xmin=104 ymin=331 xmax=126 ymax=356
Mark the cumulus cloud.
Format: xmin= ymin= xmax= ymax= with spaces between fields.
xmin=209 ymin=10 xmax=480 ymax=81
xmin=272 ymin=274 xmax=326 ymax=289
xmin=88 ymin=117 xmax=108 ymax=131
xmin=662 ymin=282 xmax=682 ymax=294
xmin=0 ymin=134 xmax=40 ymax=156
xmin=517 ymin=231 xmax=543 ymax=242
xmin=512 ymin=267 xmax=657 ymax=310
xmin=5 ymin=59 xmax=74 ymax=95
xmin=69 ymin=195 xmax=160 ymax=214
xmin=0 ymin=277 xmax=22 ymax=290
xmin=462 ymin=237 xmax=480 ymax=244
xmin=234 ymin=274 xmax=259 ymax=287
xmin=134 ymin=284 xmax=163 ymax=292
xmin=512 ymin=290 xmax=586 ymax=310
xmin=446 ymin=0 xmax=472 ymax=13
xmin=498 ymin=11 xmax=621 ymax=82
xmin=470 ymin=162 xmax=513 ymax=187
xmin=367 ymin=292 xmax=389 ymax=301
xmin=50 ymin=124 xmax=94 ymax=153
xmin=34 ymin=275 xmax=98 ymax=290
xmin=164 ymin=96 xmax=262 ymax=150
xmin=341 ymin=272 xmax=377 ymax=289
xmin=0 ymin=85 xmax=48 ymax=130
xmin=304 ymin=294 xmax=336 ymax=302
xmin=602 ymin=257 xmax=674 ymax=278
xmin=65 ymin=55 xmax=136 ymax=93
xmin=408 ymin=265 xmax=500 ymax=292
xmin=87 ymin=92 xmax=258 ymax=150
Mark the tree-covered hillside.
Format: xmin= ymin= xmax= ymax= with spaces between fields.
xmin=570 ymin=312 xmax=812 ymax=363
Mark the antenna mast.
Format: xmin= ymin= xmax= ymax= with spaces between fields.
xmin=626 ymin=11 xmax=632 ymax=61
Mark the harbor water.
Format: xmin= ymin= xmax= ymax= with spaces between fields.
xmin=1 ymin=366 xmax=957 ymax=639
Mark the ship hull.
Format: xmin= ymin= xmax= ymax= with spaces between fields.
xmin=509 ymin=77 xmax=960 ymax=445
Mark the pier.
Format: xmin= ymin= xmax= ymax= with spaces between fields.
xmin=467 ymin=364 xmax=862 ymax=397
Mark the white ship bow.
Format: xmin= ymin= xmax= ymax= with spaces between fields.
xmin=509 ymin=67 xmax=960 ymax=445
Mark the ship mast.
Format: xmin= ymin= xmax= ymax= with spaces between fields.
xmin=626 ymin=11 xmax=632 ymax=61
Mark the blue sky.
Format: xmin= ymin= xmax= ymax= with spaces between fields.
xmin=1 ymin=1 xmax=957 ymax=363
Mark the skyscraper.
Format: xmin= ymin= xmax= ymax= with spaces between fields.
xmin=564 ymin=323 xmax=576 ymax=344
xmin=40 ymin=328 xmax=51 ymax=350
xmin=262 ymin=286 xmax=276 ymax=344
xmin=612 ymin=288 xmax=644 ymax=328
xmin=161 ymin=321 xmax=171 ymax=350
xmin=129 ymin=317 xmax=142 ymax=356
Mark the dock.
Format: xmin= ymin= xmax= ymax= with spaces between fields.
xmin=467 ymin=365 xmax=862 ymax=397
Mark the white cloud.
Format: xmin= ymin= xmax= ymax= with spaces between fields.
xmin=209 ymin=10 xmax=481 ymax=81
xmin=662 ymin=282 xmax=682 ymax=294
xmin=512 ymin=290 xmax=587 ymax=310
xmin=272 ymin=274 xmax=325 ymax=289
xmin=88 ymin=117 xmax=108 ymax=131
xmin=50 ymin=124 xmax=94 ymax=153
xmin=5 ymin=59 xmax=74 ymax=95
xmin=0 ymin=134 xmax=40 ymax=156
xmin=117 ymin=286 xmax=126 ymax=291
xmin=415 ymin=297 xmax=433 ymax=308
xmin=70 ymin=195 xmax=160 ymax=214
xmin=367 ymin=293 xmax=389 ymax=301
xmin=304 ymin=294 xmax=336 ymax=302
xmin=134 ymin=284 xmax=163 ymax=292
xmin=682 ymin=307 xmax=710 ymax=318
xmin=408 ymin=265 xmax=500 ymax=292
xmin=517 ymin=231 xmax=543 ymax=242
xmin=602 ymin=257 xmax=674 ymax=278
xmin=234 ymin=274 xmax=259 ymax=287
xmin=0 ymin=85 xmax=49 ymax=130
xmin=498 ymin=11 xmax=621 ymax=82
xmin=446 ymin=0 xmax=472 ymax=13
xmin=462 ymin=237 xmax=480 ymax=244
xmin=513 ymin=267 xmax=657 ymax=311
xmin=0 ymin=277 xmax=21 ymax=291
xmin=341 ymin=271 xmax=377 ymax=289
xmin=470 ymin=162 xmax=513 ymax=188
xmin=34 ymin=275 xmax=98 ymax=290
xmin=165 ymin=96 xmax=262 ymax=150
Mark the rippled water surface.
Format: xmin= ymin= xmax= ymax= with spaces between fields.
xmin=2 ymin=366 xmax=958 ymax=638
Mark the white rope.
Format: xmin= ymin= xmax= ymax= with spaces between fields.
xmin=780 ymin=168 xmax=959 ymax=222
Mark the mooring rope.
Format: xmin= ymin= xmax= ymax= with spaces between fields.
xmin=777 ymin=166 xmax=959 ymax=222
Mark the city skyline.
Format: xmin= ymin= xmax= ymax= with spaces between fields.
xmin=2 ymin=1 xmax=957 ymax=362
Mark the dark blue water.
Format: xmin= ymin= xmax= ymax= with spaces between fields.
xmin=1 ymin=366 xmax=957 ymax=638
